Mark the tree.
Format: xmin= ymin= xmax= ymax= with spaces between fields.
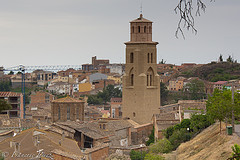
xmin=182 ymin=79 xmax=206 ymax=100
xmin=160 ymin=82 xmax=169 ymax=105
xmin=146 ymin=127 xmax=155 ymax=146
xmin=8 ymin=71 xmax=14 ymax=75
xmin=219 ymin=54 xmax=223 ymax=62
xmin=159 ymin=59 xmax=166 ymax=64
xmin=229 ymin=144 xmax=240 ymax=160
xmin=0 ymin=99 xmax=12 ymax=113
xmin=206 ymin=89 xmax=240 ymax=133
xmin=0 ymin=81 xmax=11 ymax=92
xmin=87 ymin=85 xmax=122 ymax=105
xmin=175 ymin=0 xmax=207 ymax=38
xmin=227 ymin=55 xmax=234 ymax=63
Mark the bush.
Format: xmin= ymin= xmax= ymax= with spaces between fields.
xmin=144 ymin=153 xmax=165 ymax=160
xmin=149 ymin=138 xmax=172 ymax=154
xmin=130 ymin=150 xmax=146 ymax=160
xmin=146 ymin=127 xmax=155 ymax=146
xmin=168 ymin=128 xmax=192 ymax=150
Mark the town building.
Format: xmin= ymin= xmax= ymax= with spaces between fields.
xmin=214 ymin=81 xmax=228 ymax=90
xmin=0 ymin=92 xmax=24 ymax=118
xmin=110 ymin=98 xmax=122 ymax=118
xmin=51 ymin=96 xmax=85 ymax=122
xmin=122 ymin=14 xmax=161 ymax=124
xmin=30 ymin=91 xmax=54 ymax=104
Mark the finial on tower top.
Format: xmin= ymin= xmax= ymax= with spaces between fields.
xmin=140 ymin=1 xmax=143 ymax=14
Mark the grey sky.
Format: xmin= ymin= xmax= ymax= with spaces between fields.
xmin=0 ymin=0 xmax=240 ymax=68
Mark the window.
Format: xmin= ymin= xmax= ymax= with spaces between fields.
xmin=149 ymin=26 xmax=152 ymax=33
xmin=147 ymin=67 xmax=154 ymax=86
xmin=138 ymin=26 xmax=140 ymax=33
xmin=144 ymin=26 xmax=146 ymax=33
xmin=67 ymin=107 xmax=70 ymax=120
xmin=151 ymin=53 xmax=153 ymax=63
xmin=132 ymin=26 xmax=134 ymax=33
xmin=131 ymin=74 xmax=134 ymax=86
xmin=130 ymin=52 xmax=134 ymax=63
xmin=133 ymin=112 xmax=136 ymax=117
xmin=103 ymin=124 xmax=106 ymax=129
xmin=147 ymin=53 xmax=150 ymax=63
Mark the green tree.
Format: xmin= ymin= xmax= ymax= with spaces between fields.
xmin=0 ymin=99 xmax=12 ymax=113
xmin=0 ymin=81 xmax=11 ymax=92
xmin=160 ymin=82 xmax=169 ymax=105
xmin=219 ymin=54 xmax=223 ymax=62
xmin=149 ymin=138 xmax=172 ymax=154
xmin=130 ymin=150 xmax=146 ymax=160
xmin=227 ymin=55 xmax=234 ymax=63
xmin=229 ymin=144 xmax=240 ymax=160
xmin=146 ymin=127 xmax=155 ymax=146
xmin=8 ymin=71 xmax=14 ymax=75
xmin=206 ymin=89 xmax=240 ymax=133
xmin=182 ymin=79 xmax=206 ymax=100
xmin=87 ymin=84 xmax=122 ymax=105
xmin=159 ymin=59 xmax=166 ymax=64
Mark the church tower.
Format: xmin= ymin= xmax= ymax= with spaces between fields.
xmin=122 ymin=14 xmax=160 ymax=124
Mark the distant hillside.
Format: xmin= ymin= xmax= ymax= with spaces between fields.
xmin=181 ymin=62 xmax=240 ymax=82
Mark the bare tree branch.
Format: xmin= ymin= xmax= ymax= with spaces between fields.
xmin=175 ymin=0 xmax=207 ymax=39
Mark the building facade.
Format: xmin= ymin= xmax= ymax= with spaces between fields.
xmin=122 ymin=14 xmax=160 ymax=124
xmin=0 ymin=92 xmax=24 ymax=118
xmin=51 ymin=96 xmax=85 ymax=122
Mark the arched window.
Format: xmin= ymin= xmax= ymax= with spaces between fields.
xmin=151 ymin=53 xmax=153 ymax=63
xmin=133 ymin=112 xmax=136 ymax=117
xmin=147 ymin=53 xmax=150 ymax=63
xmin=131 ymin=74 xmax=134 ymax=86
xmin=138 ymin=26 xmax=141 ymax=33
xmin=149 ymin=26 xmax=152 ymax=33
xmin=144 ymin=26 xmax=146 ymax=33
xmin=130 ymin=52 xmax=134 ymax=63
xmin=147 ymin=67 xmax=154 ymax=86
xmin=132 ymin=26 xmax=134 ymax=33
xmin=129 ymin=68 xmax=134 ymax=86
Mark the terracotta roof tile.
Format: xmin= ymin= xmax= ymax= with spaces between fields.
xmin=0 ymin=92 xmax=22 ymax=97
xmin=52 ymin=96 xmax=83 ymax=103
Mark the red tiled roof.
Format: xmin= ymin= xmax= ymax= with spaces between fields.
xmin=111 ymin=97 xmax=122 ymax=102
xmin=0 ymin=92 xmax=22 ymax=97
xmin=52 ymin=96 xmax=83 ymax=103
xmin=214 ymin=81 xmax=228 ymax=85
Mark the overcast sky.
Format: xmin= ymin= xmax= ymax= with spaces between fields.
xmin=0 ymin=0 xmax=240 ymax=68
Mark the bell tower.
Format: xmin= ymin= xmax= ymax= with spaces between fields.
xmin=122 ymin=14 xmax=160 ymax=124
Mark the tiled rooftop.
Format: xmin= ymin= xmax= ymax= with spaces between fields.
xmin=52 ymin=96 xmax=83 ymax=103
xmin=0 ymin=92 xmax=22 ymax=97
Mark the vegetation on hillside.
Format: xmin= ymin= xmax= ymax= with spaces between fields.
xmin=182 ymin=61 xmax=240 ymax=82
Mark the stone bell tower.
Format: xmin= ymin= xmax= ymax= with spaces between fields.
xmin=122 ymin=14 xmax=160 ymax=124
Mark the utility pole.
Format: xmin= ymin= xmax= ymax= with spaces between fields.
xmin=232 ymin=82 xmax=235 ymax=133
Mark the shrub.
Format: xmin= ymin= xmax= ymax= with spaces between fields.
xmin=149 ymin=138 xmax=172 ymax=154
xmin=146 ymin=127 xmax=155 ymax=146
xmin=130 ymin=150 xmax=146 ymax=160
xmin=168 ymin=128 xmax=192 ymax=150
xmin=144 ymin=153 xmax=165 ymax=160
